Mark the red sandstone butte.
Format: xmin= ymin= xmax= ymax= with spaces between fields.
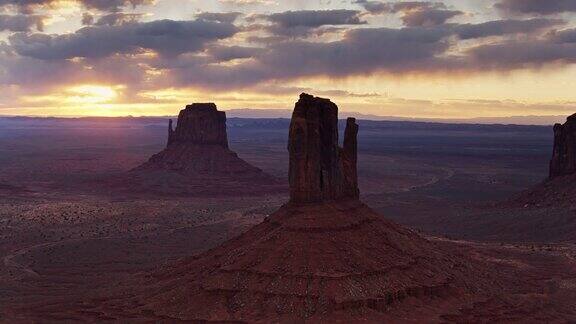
xmin=125 ymin=103 xmax=282 ymax=196
xmin=288 ymin=94 xmax=359 ymax=203
xmin=94 ymin=94 xmax=507 ymax=322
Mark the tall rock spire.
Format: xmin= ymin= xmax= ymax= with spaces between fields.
xmin=98 ymin=94 xmax=503 ymax=324
xmin=550 ymin=113 xmax=576 ymax=178
xmin=341 ymin=117 xmax=359 ymax=199
xmin=288 ymin=93 xmax=359 ymax=203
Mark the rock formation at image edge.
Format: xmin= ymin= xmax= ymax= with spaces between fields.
xmin=508 ymin=113 xmax=576 ymax=209
xmin=550 ymin=113 xmax=576 ymax=179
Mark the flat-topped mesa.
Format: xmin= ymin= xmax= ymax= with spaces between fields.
xmin=288 ymin=93 xmax=359 ymax=203
xmin=550 ymin=113 xmax=576 ymax=179
xmin=167 ymin=103 xmax=229 ymax=148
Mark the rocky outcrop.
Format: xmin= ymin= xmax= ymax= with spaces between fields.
xmin=550 ymin=113 xmax=576 ymax=179
xmin=96 ymin=94 xmax=502 ymax=323
xmin=288 ymin=93 xmax=359 ymax=203
xmin=167 ymin=119 xmax=174 ymax=146
xmin=167 ymin=103 xmax=229 ymax=148
xmin=125 ymin=103 xmax=281 ymax=196
xmin=341 ymin=117 xmax=359 ymax=199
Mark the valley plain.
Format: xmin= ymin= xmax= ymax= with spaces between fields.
xmin=0 ymin=116 xmax=574 ymax=321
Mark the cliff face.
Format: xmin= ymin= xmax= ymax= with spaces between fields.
xmin=126 ymin=102 xmax=281 ymax=196
xmin=550 ymin=114 xmax=576 ymax=179
xmin=104 ymin=94 xmax=501 ymax=323
xmin=167 ymin=103 xmax=228 ymax=148
xmin=288 ymin=93 xmax=359 ymax=203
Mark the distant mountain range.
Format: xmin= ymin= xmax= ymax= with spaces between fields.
xmin=0 ymin=110 xmax=568 ymax=126
xmin=225 ymin=109 xmax=567 ymax=126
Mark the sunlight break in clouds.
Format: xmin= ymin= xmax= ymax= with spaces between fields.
xmin=1 ymin=0 xmax=576 ymax=120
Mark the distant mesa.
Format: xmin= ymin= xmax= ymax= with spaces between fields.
xmin=99 ymin=94 xmax=503 ymax=322
xmin=116 ymin=103 xmax=282 ymax=196
xmin=550 ymin=113 xmax=576 ymax=178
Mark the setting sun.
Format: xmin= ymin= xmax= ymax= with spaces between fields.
xmin=66 ymin=85 xmax=119 ymax=104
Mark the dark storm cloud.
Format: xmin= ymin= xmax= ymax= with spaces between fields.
xmin=495 ymin=0 xmax=576 ymax=15
xmin=0 ymin=14 xmax=44 ymax=31
xmin=196 ymin=12 xmax=242 ymax=23
xmin=9 ymin=19 xmax=238 ymax=59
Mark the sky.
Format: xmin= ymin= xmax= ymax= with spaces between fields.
xmin=2 ymin=0 xmax=576 ymax=119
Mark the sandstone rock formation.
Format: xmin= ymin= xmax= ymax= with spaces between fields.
xmin=288 ymin=94 xmax=359 ymax=203
xmin=89 ymin=94 xmax=507 ymax=322
xmin=550 ymin=113 xmax=576 ymax=178
xmin=123 ymin=103 xmax=281 ymax=196
xmin=167 ymin=103 xmax=229 ymax=148
xmin=505 ymin=113 xmax=576 ymax=209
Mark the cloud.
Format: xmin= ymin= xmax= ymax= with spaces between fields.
xmin=0 ymin=0 xmax=154 ymax=13
xmin=1 ymin=2 xmax=575 ymax=104
xmin=82 ymin=12 xmax=95 ymax=25
xmin=467 ymin=41 xmax=576 ymax=70
xmin=549 ymin=28 xmax=576 ymax=43
xmin=0 ymin=14 xmax=45 ymax=31
xmin=255 ymin=27 xmax=452 ymax=77
xmin=93 ymin=13 xmax=145 ymax=26
xmin=196 ymin=12 xmax=242 ymax=23
xmin=162 ymin=18 xmax=574 ymax=90
xmin=355 ymin=1 xmax=447 ymax=15
xmin=218 ymin=0 xmax=274 ymax=5
xmin=454 ymin=18 xmax=565 ymax=39
xmin=208 ymin=45 xmax=264 ymax=62
xmin=3 ymin=13 xmax=569 ymax=95
xmin=0 ymin=42 xmax=151 ymax=103
xmin=495 ymin=0 xmax=576 ymax=15
xmin=258 ymin=9 xmax=366 ymax=36
xmin=162 ymin=26 xmax=454 ymax=90
xmin=81 ymin=0 xmax=153 ymax=11
xmin=401 ymin=8 xmax=462 ymax=27
xmin=9 ymin=19 xmax=238 ymax=59
xmin=355 ymin=1 xmax=462 ymax=27
xmin=265 ymin=10 xmax=365 ymax=28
